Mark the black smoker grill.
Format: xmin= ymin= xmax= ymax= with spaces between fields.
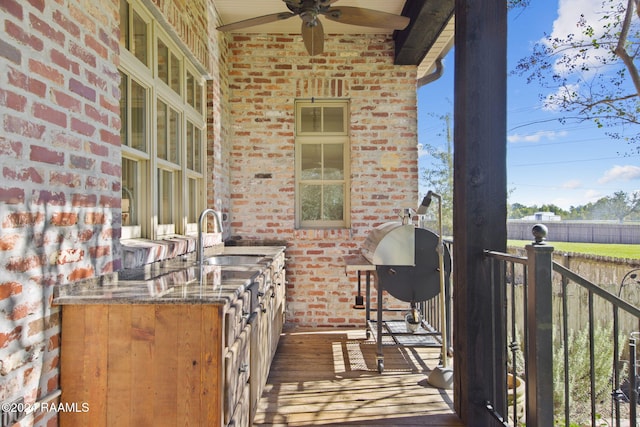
xmin=346 ymin=221 xmax=452 ymax=372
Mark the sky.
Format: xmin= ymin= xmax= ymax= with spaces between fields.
xmin=417 ymin=0 xmax=640 ymax=210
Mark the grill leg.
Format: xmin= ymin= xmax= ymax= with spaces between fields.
xmin=354 ymin=271 xmax=364 ymax=309
xmin=377 ymin=275 xmax=384 ymax=372
xmin=365 ymin=272 xmax=371 ymax=339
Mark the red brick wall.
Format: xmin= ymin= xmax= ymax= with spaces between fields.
xmin=0 ymin=0 xmax=225 ymax=421
xmin=226 ymin=33 xmax=419 ymax=327
xmin=0 ymin=0 xmax=122 ymax=423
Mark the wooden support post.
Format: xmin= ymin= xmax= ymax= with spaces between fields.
xmin=452 ymin=0 xmax=508 ymax=424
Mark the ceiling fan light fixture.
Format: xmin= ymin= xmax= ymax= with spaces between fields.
xmin=300 ymin=11 xmax=318 ymax=26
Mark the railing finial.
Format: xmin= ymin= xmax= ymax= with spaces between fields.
xmin=531 ymin=223 xmax=548 ymax=245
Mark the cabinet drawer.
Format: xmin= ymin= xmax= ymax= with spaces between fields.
xmin=225 ymin=293 xmax=249 ymax=348
xmin=224 ymin=326 xmax=250 ymax=425
xmin=227 ymin=382 xmax=250 ymax=427
xmin=274 ymin=269 xmax=286 ymax=305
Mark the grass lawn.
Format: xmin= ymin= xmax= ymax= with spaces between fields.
xmin=507 ymin=240 xmax=640 ymax=260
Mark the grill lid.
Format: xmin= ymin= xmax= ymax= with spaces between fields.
xmin=360 ymin=222 xmax=415 ymax=266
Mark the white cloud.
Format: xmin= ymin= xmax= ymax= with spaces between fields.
xmin=542 ymin=84 xmax=580 ymax=111
xmin=548 ymin=0 xmax=618 ymax=76
xmin=598 ymin=165 xmax=640 ymax=184
xmin=561 ymin=179 xmax=582 ymax=189
xmin=507 ymin=130 xmax=568 ymax=143
xmin=584 ymin=189 xmax=604 ymax=200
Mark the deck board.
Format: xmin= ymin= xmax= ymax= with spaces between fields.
xmin=254 ymin=327 xmax=464 ymax=426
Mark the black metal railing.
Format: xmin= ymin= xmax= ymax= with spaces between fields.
xmin=484 ymin=241 xmax=640 ymax=426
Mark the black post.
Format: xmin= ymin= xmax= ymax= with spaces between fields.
xmin=453 ymin=0 xmax=508 ymax=423
xmin=525 ymin=230 xmax=555 ymax=426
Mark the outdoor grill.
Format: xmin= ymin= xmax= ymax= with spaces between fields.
xmin=361 ymin=221 xmax=451 ymax=303
xmin=349 ymin=218 xmax=452 ymax=373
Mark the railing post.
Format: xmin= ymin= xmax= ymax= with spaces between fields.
xmin=525 ymin=224 xmax=555 ymax=426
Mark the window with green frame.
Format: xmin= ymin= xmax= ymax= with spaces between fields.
xmin=119 ymin=0 xmax=205 ymax=239
xmin=295 ymin=100 xmax=350 ymax=228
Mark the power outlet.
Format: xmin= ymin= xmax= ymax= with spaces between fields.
xmin=1 ymin=397 xmax=25 ymax=427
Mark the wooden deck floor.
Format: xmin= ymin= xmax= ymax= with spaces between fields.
xmin=254 ymin=327 xmax=464 ymax=426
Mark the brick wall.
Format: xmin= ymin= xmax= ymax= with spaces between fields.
xmin=205 ymin=3 xmax=232 ymax=223
xmin=0 ymin=0 xmax=121 ymax=424
xmin=0 ymin=0 xmax=225 ymax=425
xmin=0 ymin=0 xmax=229 ymax=426
xmin=226 ymin=33 xmax=419 ymax=327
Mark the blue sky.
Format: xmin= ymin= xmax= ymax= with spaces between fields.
xmin=417 ymin=0 xmax=640 ymax=210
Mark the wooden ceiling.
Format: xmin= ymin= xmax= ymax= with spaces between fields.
xmin=213 ymin=0 xmax=454 ymax=76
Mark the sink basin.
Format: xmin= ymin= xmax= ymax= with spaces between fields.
xmin=201 ymin=255 xmax=267 ymax=266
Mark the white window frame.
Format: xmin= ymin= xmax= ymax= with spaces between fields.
xmin=295 ymin=99 xmax=350 ymax=229
xmin=119 ymin=0 xmax=205 ymax=240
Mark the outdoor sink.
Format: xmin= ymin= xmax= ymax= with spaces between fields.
xmin=201 ymin=255 xmax=267 ymax=266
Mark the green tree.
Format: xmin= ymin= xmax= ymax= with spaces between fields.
xmin=511 ymin=190 xmax=640 ymax=221
xmin=591 ymin=190 xmax=640 ymax=221
xmin=420 ymin=113 xmax=453 ymax=235
xmin=509 ymin=203 xmax=536 ymax=219
xmin=508 ymin=203 xmax=569 ymax=219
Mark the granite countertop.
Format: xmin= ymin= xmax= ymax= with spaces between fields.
xmin=54 ymin=246 xmax=285 ymax=305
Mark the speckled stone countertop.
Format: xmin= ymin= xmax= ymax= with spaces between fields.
xmin=53 ymin=246 xmax=285 ymax=305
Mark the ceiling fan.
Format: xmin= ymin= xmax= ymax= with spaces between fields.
xmin=216 ymin=0 xmax=410 ymax=56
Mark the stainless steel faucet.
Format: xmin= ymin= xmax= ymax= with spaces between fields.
xmin=197 ymin=208 xmax=223 ymax=265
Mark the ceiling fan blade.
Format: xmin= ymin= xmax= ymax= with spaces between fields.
xmin=323 ymin=6 xmax=410 ymax=30
xmin=217 ymin=11 xmax=296 ymax=32
xmin=301 ymin=20 xmax=324 ymax=56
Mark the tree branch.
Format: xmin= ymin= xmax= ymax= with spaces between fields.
xmin=614 ymin=0 xmax=640 ymax=96
xmin=576 ymin=92 xmax=639 ymax=111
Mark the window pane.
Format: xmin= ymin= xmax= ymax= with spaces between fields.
xmin=324 ymin=107 xmax=344 ymax=132
xmin=186 ymin=74 xmax=203 ymax=113
xmin=132 ymin=10 xmax=148 ymax=66
xmin=188 ymin=178 xmax=197 ymax=223
xmin=119 ymin=71 xmax=128 ymax=148
xmin=130 ymin=78 xmax=147 ymax=152
xmin=119 ymin=0 xmax=129 ymax=49
xmin=323 ymin=144 xmax=344 ymax=179
xmin=157 ymin=39 xmax=168 ymax=86
xmin=187 ymin=72 xmax=195 ymax=107
xmin=194 ymin=127 xmax=201 ymax=173
xmin=122 ymin=158 xmax=138 ymax=226
xmin=187 ymin=122 xmax=201 ymax=173
xmin=195 ymin=81 xmax=202 ymax=113
xmin=170 ymin=52 xmax=181 ymax=95
xmin=301 ymin=144 xmax=321 ymax=180
xmin=157 ymin=100 xmax=167 ymax=159
xmin=300 ymin=184 xmax=321 ymax=221
xmin=300 ymin=107 xmax=321 ymax=132
xmin=157 ymin=102 xmax=178 ymax=164
xmin=169 ymin=108 xmax=179 ymax=164
xmin=158 ymin=169 xmax=173 ymax=225
xmin=323 ymin=184 xmax=344 ymax=221
xmin=187 ymin=122 xmax=194 ymax=171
